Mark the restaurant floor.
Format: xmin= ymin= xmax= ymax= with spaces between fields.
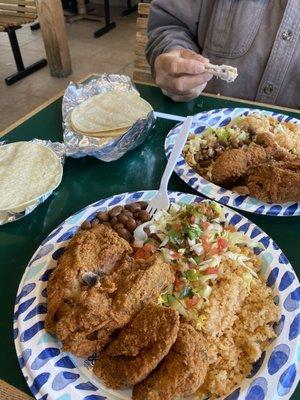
xmin=0 ymin=7 xmax=136 ymax=132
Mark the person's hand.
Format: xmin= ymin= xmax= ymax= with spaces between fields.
xmin=154 ymin=49 xmax=213 ymax=102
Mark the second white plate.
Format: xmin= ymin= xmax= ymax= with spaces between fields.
xmin=165 ymin=108 xmax=300 ymax=216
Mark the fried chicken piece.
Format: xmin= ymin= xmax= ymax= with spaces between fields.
xmin=246 ymin=159 xmax=300 ymax=203
xmin=45 ymin=224 xmax=132 ymax=334
xmin=232 ymin=185 xmax=250 ymax=196
xmin=238 ymin=114 xmax=271 ymax=135
xmin=49 ymin=253 xmax=175 ymax=357
xmin=132 ymin=323 xmax=208 ymax=400
xmin=211 ymin=133 xmax=291 ymax=188
xmin=94 ymin=303 xmax=180 ymax=389
xmin=255 ymin=132 xmax=290 ymax=160
xmin=211 ymin=148 xmax=249 ymax=186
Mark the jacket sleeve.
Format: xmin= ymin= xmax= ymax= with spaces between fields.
xmin=146 ymin=0 xmax=203 ymax=73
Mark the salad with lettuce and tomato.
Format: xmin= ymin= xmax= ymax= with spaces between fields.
xmin=133 ymin=201 xmax=263 ymax=330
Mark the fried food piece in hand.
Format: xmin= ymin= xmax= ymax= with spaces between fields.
xmin=45 ymin=224 xmax=132 ymax=334
xmin=52 ymin=253 xmax=174 ymax=357
xmin=246 ymin=159 xmax=300 ymax=203
xmin=132 ymin=323 xmax=208 ymax=400
xmin=211 ymin=149 xmax=249 ymax=186
xmin=94 ymin=303 xmax=180 ymax=389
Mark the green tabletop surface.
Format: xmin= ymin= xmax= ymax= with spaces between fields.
xmin=0 ymin=81 xmax=299 ymax=399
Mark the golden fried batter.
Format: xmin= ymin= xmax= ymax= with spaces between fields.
xmin=45 ymin=224 xmax=132 ymax=334
xmin=211 ymin=149 xmax=249 ymax=186
xmin=246 ymin=159 xmax=300 ymax=203
xmin=46 ymin=225 xmax=175 ymax=357
xmin=132 ymin=323 xmax=208 ymax=400
xmin=211 ymin=133 xmax=292 ymax=188
xmin=94 ymin=303 xmax=179 ymax=389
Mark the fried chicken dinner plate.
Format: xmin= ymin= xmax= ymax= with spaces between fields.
xmin=14 ymin=191 xmax=299 ymax=400
xmin=165 ymin=108 xmax=300 ymax=216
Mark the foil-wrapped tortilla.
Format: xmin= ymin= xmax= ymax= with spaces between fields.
xmin=0 ymin=139 xmax=65 ymax=226
xmin=63 ymin=74 xmax=156 ymax=161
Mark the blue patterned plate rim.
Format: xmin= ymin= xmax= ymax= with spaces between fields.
xmin=165 ymin=108 xmax=300 ymax=217
xmin=14 ymin=190 xmax=300 ymax=400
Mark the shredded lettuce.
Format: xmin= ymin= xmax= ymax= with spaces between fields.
xmin=196 ymin=314 xmax=206 ymax=331
xmin=228 ymin=231 xmax=264 ymax=249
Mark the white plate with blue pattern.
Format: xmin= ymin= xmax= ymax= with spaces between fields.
xmin=14 ymin=191 xmax=300 ymax=400
xmin=165 ymin=108 xmax=300 ymax=216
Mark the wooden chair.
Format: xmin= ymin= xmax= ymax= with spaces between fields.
xmin=0 ymin=0 xmax=47 ymax=85
xmin=133 ymin=1 xmax=155 ymax=85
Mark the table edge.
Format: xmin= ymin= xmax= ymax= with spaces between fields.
xmin=1 ymin=75 xmax=299 ymax=138
xmin=135 ymin=80 xmax=300 ymax=114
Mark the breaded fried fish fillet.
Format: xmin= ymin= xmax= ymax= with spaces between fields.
xmin=94 ymin=303 xmax=179 ymax=389
xmin=132 ymin=323 xmax=208 ymax=400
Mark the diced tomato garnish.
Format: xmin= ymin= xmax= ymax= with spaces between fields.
xmin=209 ymin=246 xmax=219 ymax=256
xmin=217 ymin=237 xmax=228 ymax=250
xmin=201 ymin=221 xmax=209 ymax=230
xmin=172 ymin=223 xmax=181 ymax=230
xmin=225 ymin=224 xmax=236 ymax=232
xmin=170 ymin=251 xmax=182 ymax=260
xmin=185 ymin=296 xmax=199 ymax=309
xmin=189 ymin=215 xmax=196 ymax=224
xmin=143 ymin=243 xmax=158 ymax=253
xmin=201 ymin=236 xmax=212 ymax=253
xmin=133 ymin=248 xmax=151 ymax=260
xmin=203 ymin=267 xmax=218 ymax=275
xmin=202 ymin=236 xmax=209 ymax=245
xmin=174 ymin=276 xmax=185 ymax=291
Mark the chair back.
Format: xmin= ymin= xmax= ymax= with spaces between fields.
xmin=133 ymin=1 xmax=155 ymax=85
xmin=0 ymin=0 xmax=37 ymax=32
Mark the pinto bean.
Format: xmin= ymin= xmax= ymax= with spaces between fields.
xmin=109 ymin=206 xmax=123 ymax=218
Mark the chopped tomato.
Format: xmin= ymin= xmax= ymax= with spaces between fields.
xmin=143 ymin=243 xmax=158 ymax=253
xmin=174 ymin=276 xmax=185 ymax=291
xmin=185 ymin=296 xmax=199 ymax=309
xmin=201 ymin=236 xmax=212 ymax=253
xmin=202 ymin=236 xmax=209 ymax=246
xmin=133 ymin=248 xmax=151 ymax=260
xmin=201 ymin=221 xmax=209 ymax=230
xmin=189 ymin=215 xmax=196 ymax=224
xmin=209 ymin=246 xmax=219 ymax=256
xmin=217 ymin=237 xmax=228 ymax=250
xmin=225 ymin=224 xmax=236 ymax=232
xmin=172 ymin=223 xmax=181 ymax=230
xmin=170 ymin=251 xmax=182 ymax=260
xmin=203 ymin=267 xmax=218 ymax=275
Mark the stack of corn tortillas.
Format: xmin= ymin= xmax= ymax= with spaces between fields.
xmin=0 ymin=142 xmax=63 ymax=212
xmin=69 ymin=91 xmax=153 ymax=138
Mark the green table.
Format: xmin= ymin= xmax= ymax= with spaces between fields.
xmin=0 ymin=81 xmax=299 ymax=399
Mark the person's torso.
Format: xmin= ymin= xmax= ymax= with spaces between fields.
xmin=197 ymin=0 xmax=300 ymax=109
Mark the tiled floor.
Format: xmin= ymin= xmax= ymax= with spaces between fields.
xmin=0 ymin=7 xmax=136 ymax=132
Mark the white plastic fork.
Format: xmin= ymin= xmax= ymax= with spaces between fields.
xmin=146 ymin=116 xmax=193 ymax=218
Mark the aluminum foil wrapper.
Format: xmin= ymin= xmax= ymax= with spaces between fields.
xmin=0 ymin=139 xmax=65 ymax=226
xmin=62 ymin=74 xmax=156 ymax=161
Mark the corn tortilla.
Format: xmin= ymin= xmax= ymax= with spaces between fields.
xmin=0 ymin=142 xmax=63 ymax=211
xmin=70 ymin=91 xmax=153 ymax=134
xmin=70 ymin=121 xmax=128 ymax=138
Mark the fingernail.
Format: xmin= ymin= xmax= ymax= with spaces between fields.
xmin=195 ymin=64 xmax=205 ymax=73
